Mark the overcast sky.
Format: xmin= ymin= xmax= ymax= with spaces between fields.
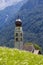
xmin=0 ymin=0 xmax=22 ymax=10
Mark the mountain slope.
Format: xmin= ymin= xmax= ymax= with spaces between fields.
xmin=0 ymin=0 xmax=23 ymax=10
xmin=0 ymin=47 xmax=43 ymax=65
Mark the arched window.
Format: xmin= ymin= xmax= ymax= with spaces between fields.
xmin=16 ymin=33 xmax=18 ymax=36
xmin=16 ymin=38 xmax=18 ymax=41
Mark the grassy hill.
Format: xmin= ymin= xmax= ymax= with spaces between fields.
xmin=0 ymin=47 xmax=43 ymax=65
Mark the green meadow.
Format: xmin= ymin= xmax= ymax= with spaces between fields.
xmin=0 ymin=47 xmax=43 ymax=65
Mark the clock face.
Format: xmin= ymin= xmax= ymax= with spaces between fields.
xmin=15 ymin=27 xmax=20 ymax=31
xmin=18 ymin=27 xmax=20 ymax=30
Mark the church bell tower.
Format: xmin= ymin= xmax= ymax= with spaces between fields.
xmin=14 ymin=18 xmax=23 ymax=50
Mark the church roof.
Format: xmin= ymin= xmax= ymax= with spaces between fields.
xmin=16 ymin=19 xmax=22 ymax=22
xmin=23 ymin=45 xmax=35 ymax=52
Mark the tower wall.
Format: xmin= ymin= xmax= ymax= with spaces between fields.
xmin=14 ymin=26 xmax=23 ymax=50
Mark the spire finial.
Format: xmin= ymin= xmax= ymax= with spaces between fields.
xmin=17 ymin=15 xmax=20 ymax=19
xmin=16 ymin=15 xmax=22 ymax=22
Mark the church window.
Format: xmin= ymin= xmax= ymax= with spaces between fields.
xmin=16 ymin=38 xmax=18 ymax=41
xmin=16 ymin=33 xmax=18 ymax=36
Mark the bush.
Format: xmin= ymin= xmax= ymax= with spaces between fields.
xmin=33 ymin=44 xmax=41 ymax=50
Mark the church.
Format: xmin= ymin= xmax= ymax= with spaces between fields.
xmin=14 ymin=18 xmax=41 ymax=54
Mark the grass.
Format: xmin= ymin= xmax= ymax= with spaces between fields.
xmin=0 ymin=47 xmax=43 ymax=65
